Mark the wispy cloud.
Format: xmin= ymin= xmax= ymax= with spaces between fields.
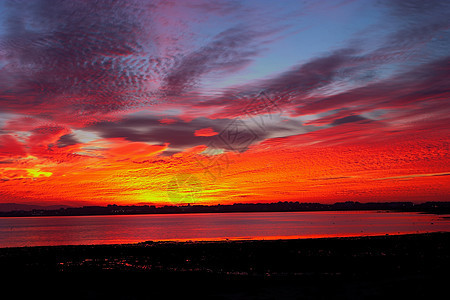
xmin=374 ymin=173 xmax=450 ymax=181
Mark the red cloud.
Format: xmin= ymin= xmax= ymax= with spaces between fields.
xmin=0 ymin=135 xmax=26 ymax=158
xmin=194 ymin=127 xmax=218 ymax=137
xmin=159 ymin=118 xmax=177 ymax=125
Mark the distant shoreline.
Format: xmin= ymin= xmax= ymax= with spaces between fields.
xmin=1 ymin=201 xmax=449 ymax=218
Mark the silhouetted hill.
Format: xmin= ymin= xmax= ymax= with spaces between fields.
xmin=0 ymin=203 xmax=71 ymax=212
xmin=0 ymin=201 xmax=449 ymax=217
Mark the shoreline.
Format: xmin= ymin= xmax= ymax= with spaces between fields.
xmin=1 ymin=231 xmax=448 ymax=264
xmin=2 ymin=201 xmax=449 ymax=218
xmin=1 ymin=208 xmax=449 ymax=219
xmin=0 ymin=208 xmax=438 ymax=219
xmin=1 ymin=230 xmax=448 ymax=250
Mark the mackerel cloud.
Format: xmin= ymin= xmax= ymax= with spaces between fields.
xmin=0 ymin=0 xmax=449 ymax=157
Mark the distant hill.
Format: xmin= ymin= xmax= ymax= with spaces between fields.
xmin=0 ymin=201 xmax=449 ymax=217
xmin=0 ymin=203 xmax=71 ymax=212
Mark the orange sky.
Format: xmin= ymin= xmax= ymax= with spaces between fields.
xmin=1 ymin=123 xmax=448 ymax=207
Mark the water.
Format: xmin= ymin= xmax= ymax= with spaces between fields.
xmin=1 ymin=211 xmax=449 ymax=248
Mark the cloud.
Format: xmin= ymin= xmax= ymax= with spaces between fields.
xmin=374 ymin=172 xmax=450 ymax=181
xmin=197 ymin=48 xmax=361 ymax=119
xmin=0 ymin=0 xmax=288 ymax=126
xmin=160 ymin=26 xmax=272 ymax=96
xmin=84 ymin=115 xmax=243 ymax=153
xmin=0 ymin=0 xmax=174 ymax=123
xmin=79 ymin=46 xmax=448 ymax=153
xmin=294 ymin=55 xmax=450 ymax=116
xmin=331 ymin=115 xmax=368 ymax=126
xmin=194 ymin=127 xmax=218 ymax=137
xmin=173 ymin=0 xmax=449 ymax=125
xmin=56 ymin=133 xmax=80 ymax=148
xmin=195 ymin=51 xmax=450 ymax=148
xmin=82 ymin=114 xmax=308 ymax=154
xmin=0 ymin=135 xmax=26 ymax=157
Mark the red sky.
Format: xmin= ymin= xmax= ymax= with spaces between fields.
xmin=0 ymin=0 xmax=449 ymax=207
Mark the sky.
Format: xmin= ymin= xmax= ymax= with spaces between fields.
xmin=0 ymin=0 xmax=449 ymax=207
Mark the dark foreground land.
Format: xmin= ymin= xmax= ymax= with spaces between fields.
xmin=1 ymin=232 xmax=449 ymax=299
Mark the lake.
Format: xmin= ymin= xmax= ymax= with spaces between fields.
xmin=1 ymin=211 xmax=449 ymax=247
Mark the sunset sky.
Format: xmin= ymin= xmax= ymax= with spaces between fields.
xmin=0 ymin=0 xmax=449 ymax=207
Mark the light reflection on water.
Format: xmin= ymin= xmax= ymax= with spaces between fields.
xmin=1 ymin=211 xmax=449 ymax=247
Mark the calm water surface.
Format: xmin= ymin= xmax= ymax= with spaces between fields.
xmin=1 ymin=211 xmax=449 ymax=247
